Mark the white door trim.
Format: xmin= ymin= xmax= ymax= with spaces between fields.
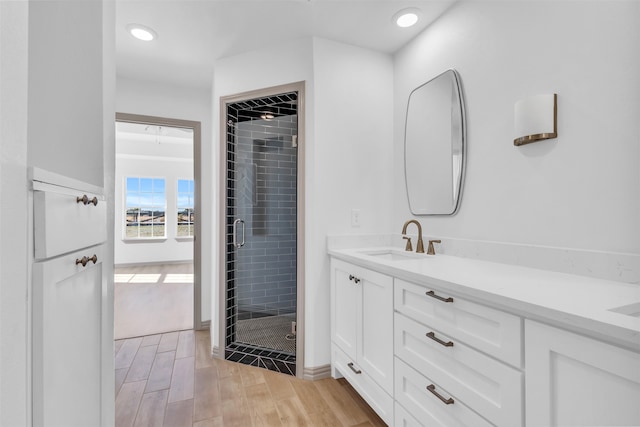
xmin=114 ymin=112 xmax=206 ymax=330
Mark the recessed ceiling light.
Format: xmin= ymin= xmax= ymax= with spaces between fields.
xmin=126 ymin=24 xmax=157 ymax=41
xmin=393 ymin=8 xmax=421 ymax=28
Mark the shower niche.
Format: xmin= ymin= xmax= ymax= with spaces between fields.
xmin=222 ymin=85 xmax=302 ymax=376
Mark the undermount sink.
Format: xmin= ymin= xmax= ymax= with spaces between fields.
xmin=358 ymin=248 xmax=428 ymax=261
xmin=608 ymin=302 xmax=640 ymax=318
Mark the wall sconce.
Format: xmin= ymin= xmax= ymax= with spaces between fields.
xmin=514 ymin=93 xmax=557 ymax=146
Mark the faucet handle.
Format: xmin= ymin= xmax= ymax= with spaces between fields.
xmin=427 ymin=239 xmax=441 ymax=255
xmin=402 ymin=236 xmax=413 ymax=252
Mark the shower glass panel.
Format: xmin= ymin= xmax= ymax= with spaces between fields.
xmin=225 ymin=91 xmax=298 ymax=375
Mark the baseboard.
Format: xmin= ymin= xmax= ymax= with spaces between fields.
xmin=302 ymin=364 xmax=331 ymax=381
xmin=114 ymin=260 xmax=193 ymax=268
xmin=211 ymin=345 xmax=221 ymax=359
xmin=196 ymin=320 xmax=210 ymax=331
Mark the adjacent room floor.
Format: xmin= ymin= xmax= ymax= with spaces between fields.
xmin=114 ymin=263 xmax=193 ymax=340
xmin=115 ymin=330 xmax=386 ymax=427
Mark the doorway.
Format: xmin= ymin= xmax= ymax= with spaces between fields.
xmin=219 ymin=82 xmax=305 ymax=377
xmin=114 ymin=113 xmax=203 ymax=336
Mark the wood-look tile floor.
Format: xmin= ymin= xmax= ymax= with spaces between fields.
xmin=115 ymin=330 xmax=387 ymax=427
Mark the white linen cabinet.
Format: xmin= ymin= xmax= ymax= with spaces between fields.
xmin=31 ymin=170 xmax=107 ymax=427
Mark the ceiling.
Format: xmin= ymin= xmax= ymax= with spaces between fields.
xmin=116 ymin=122 xmax=194 ymax=159
xmin=116 ymin=0 xmax=455 ymax=89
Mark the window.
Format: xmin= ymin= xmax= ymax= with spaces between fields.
xmin=177 ymin=179 xmax=194 ymax=237
xmin=125 ymin=177 xmax=166 ymax=238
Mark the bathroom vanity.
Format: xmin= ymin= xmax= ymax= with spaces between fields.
xmin=329 ymin=245 xmax=640 ymax=427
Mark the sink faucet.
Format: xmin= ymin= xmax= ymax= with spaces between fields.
xmin=401 ymin=219 xmax=425 ymax=253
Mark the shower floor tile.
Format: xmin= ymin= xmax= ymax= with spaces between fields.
xmin=235 ymin=314 xmax=296 ymax=354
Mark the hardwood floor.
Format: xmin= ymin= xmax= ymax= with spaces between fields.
xmin=115 ymin=330 xmax=386 ymax=427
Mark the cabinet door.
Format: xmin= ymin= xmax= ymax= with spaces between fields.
xmin=33 ymin=245 xmax=105 ymax=427
xmin=358 ymin=269 xmax=393 ymax=393
xmin=334 ymin=346 xmax=394 ymax=425
xmin=526 ymin=320 xmax=640 ymax=427
xmin=332 ymin=260 xmax=359 ymax=360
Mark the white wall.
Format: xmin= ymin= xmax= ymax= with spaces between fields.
xmin=393 ymin=1 xmax=640 ymax=258
xmin=309 ymin=38 xmax=393 ymax=366
xmin=114 ymin=156 xmax=194 ymax=264
xmin=116 ymin=76 xmax=212 ymax=321
xmin=212 ymin=37 xmax=393 ymax=368
xmin=0 ymin=3 xmax=29 ymax=424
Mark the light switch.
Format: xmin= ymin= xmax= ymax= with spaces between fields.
xmin=351 ymin=209 xmax=361 ymax=227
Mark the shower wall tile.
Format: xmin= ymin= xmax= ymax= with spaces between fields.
xmin=234 ymin=114 xmax=298 ymax=318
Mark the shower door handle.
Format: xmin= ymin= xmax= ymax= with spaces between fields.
xmin=232 ymin=218 xmax=245 ymax=248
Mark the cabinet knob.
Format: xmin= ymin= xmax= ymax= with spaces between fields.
xmin=76 ymin=194 xmax=98 ymax=206
xmin=348 ymin=274 xmax=361 ymax=284
xmin=75 ymin=254 xmax=98 ymax=267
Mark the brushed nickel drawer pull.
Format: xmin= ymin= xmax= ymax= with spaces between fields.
xmin=427 ymin=384 xmax=454 ymax=405
xmin=347 ymin=362 xmax=362 ymax=374
xmin=76 ymin=195 xmax=98 ymax=206
xmin=75 ymin=255 xmax=98 ymax=267
xmin=348 ymin=274 xmax=361 ymax=284
xmin=426 ymin=290 xmax=453 ymax=303
xmin=426 ymin=331 xmax=454 ymax=347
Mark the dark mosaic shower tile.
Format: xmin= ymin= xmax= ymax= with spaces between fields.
xmin=273 ymin=359 xmax=292 ymax=376
xmin=257 ymin=358 xmax=268 ymax=370
xmin=238 ymin=354 xmax=257 ymax=365
xmin=227 ymin=352 xmax=243 ymax=362
xmin=286 ymin=362 xmax=296 ymax=376
xmin=261 ymin=358 xmax=278 ymax=372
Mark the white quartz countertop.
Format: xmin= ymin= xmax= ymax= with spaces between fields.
xmin=329 ymin=246 xmax=640 ymax=352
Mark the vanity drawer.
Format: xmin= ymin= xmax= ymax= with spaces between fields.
xmin=395 ymin=357 xmax=494 ymax=427
xmin=395 ymin=402 xmax=423 ymax=427
xmin=394 ymin=278 xmax=522 ymax=367
xmin=34 ymin=189 xmax=106 ymax=259
xmin=395 ymin=313 xmax=522 ymax=427
xmin=332 ymin=345 xmax=393 ymax=425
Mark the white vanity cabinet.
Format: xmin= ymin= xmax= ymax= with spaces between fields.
xmin=330 ymin=258 xmax=394 ymax=424
xmin=525 ymin=320 xmax=640 ymax=427
xmin=394 ymin=279 xmax=523 ymax=427
xmin=329 ymin=245 xmax=640 ymax=427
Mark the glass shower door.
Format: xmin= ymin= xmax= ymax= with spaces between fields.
xmin=224 ymin=91 xmax=298 ymax=375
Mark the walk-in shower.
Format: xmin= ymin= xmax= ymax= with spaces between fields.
xmin=223 ymin=88 xmax=300 ymax=376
